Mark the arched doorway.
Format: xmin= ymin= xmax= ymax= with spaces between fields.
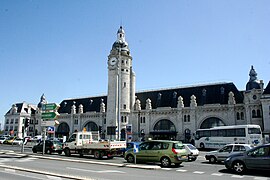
xmin=84 ymin=121 xmax=98 ymax=131
xmin=200 ymin=117 xmax=225 ymax=129
xmin=120 ymin=129 xmax=126 ymax=141
xmin=150 ymin=119 xmax=177 ymax=140
xmin=56 ymin=122 xmax=70 ymax=138
xmin=184 ymin=128 xmax=191 ymax=143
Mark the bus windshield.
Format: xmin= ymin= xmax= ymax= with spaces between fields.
xmin=248 ymin=128 xmax=261 ymax=134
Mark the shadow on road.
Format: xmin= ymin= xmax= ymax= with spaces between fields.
xmin=219 ymin=168 xmax=270 ymax=178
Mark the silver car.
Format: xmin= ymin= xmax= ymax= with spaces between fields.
xmin=205 ymin=144 xmax=253 ymax=163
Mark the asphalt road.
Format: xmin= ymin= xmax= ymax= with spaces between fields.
xmin=0 ymin=144 xmax=269 ymax=180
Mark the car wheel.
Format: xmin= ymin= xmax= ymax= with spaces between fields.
xmin=160 ymin=157 xmax=171 ymax=167
xmin=200 ymin=143 xmax=205 ymax=149
xmin=94 ymin=151 xmax=101 ymax=159
xmin=209 ymin=156 xmax=217 ymax=163
xmin=174 ymin=162 xmax=182 ymax=167
xmin=46 ymin=149 xmax=52 ymax=154
xmin=32 ymin=148 xmax=37 ymax=153
xmin=232 ymin=161 xmax=246 ymax=173
xmin=126 ymin=154 xmax=135 ymax=163
xmin=64 ymin=148 xmax=71 ymax=156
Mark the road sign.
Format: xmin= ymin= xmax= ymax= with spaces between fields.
xmin=42 ymin=103 xmax=60 ymax=111
xmin=47 ymin=126 xmax=55 ymax=132
xmin=41 ymin=112 xmax=59 ymax=119
xmin=41 ymin=120 xmax=55 ymax=127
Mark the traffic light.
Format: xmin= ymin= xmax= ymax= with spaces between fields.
xmin=99 ymin=126 xmax=103 ymax=133
xmin=24 ymin=118 xmax=30 ymax=128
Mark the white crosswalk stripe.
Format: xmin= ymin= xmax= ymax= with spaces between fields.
xmin=176 ymin=169 xmax=187 ymax=172
xmin=16 ymin=157 xmax=37 ymax=162
xmin=211 ymin=173 xmax=223 ymax=176
xmin=193 ymin=171 xmax=205 ymax=174
xmin=231 ymin=175 xmax=244 ymax=178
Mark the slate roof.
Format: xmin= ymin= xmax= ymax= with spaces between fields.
xmin=5 ymin=102 xmax=36 ymax=115
xmin=58 ymin=95 xmax=107 ymax=114
xmin=136 ymin=82 xmax=243 ymax=109
xmin=263 ymin=81 xmax=270 ymax=95
xmin=58 ymin=82 xmax=244 ymax=114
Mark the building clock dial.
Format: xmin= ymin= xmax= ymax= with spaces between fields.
xmin=109 ymin=57 xmax=117 ymax=66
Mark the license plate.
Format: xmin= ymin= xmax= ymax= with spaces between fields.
xmin=178 ymin=155 xmax=187 ymax=160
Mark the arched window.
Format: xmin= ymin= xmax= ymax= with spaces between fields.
xmin=84 ymin=121 xmax=98 ymax=131
xmin=241 ymin=112 xmax=244 ymax=120
xmin=200 ymin=117 xmax=225 ymax=129
xmin=257 ymin=109 xmax=261 ymax=117
xmin=153 ymin=119 xmax=176 ymax=132
xmin=236 ymin=112 xmax=240 ymax=120
xmin=252 ymin=110 xmax=256 ymax=118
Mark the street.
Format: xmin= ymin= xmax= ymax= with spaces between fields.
xmin=0 ymin=144 xmax=269 ymax=180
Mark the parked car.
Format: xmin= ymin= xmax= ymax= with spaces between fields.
xmin=12 ymin=138 xmax=25 ymax=145
xmin=205 ymin=144 xmax=253 ymax=163
xmin=225 ymin=143 xmax=270 ymax=173
xmin=32 ymin=140 xmax=63 ymax=154
xmin=0 ymin=137 xmax=7 ymax=144
xmin=3 ymin=136 xmax=16 ymax=144
xmin=124 ymin=140 xmax=188 ymax=167
xmin=183 ymin=143 xmax=199 ymax=161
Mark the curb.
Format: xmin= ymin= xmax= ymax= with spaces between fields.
xmin=27 ymin=153 xmax=161 ymax=170
xmin=15 ymin=152 xmax=161 ymax=170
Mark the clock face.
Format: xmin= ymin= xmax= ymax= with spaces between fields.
xmin=109 ymin=57 xmax=117 ymax=66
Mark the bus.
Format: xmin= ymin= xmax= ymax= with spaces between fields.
xmin=195 ymin=124 xmax=263 ymax=149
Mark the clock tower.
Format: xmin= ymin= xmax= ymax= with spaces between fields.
xmin=106 ymin=26 xmax=136 ymax=140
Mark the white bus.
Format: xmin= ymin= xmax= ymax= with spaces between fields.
xmin=195 ymin=124 xmax=263 ymax=149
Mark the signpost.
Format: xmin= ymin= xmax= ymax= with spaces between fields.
xmin=41 ymin=112 xmax=60 ymax=119
xmin=42 ymin=103 xmax=60 ymax=111
xmin=41 ymin=103 xmax=60 ymax=155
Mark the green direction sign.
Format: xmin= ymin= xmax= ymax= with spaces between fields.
xmin=41 ymin=112 xmax=60 ymax=119
xmin=42 ymin=103 xmax=60 ymax=111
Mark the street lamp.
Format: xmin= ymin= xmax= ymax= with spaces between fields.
xmin=138 ymin=110 xmax=141 ymax=141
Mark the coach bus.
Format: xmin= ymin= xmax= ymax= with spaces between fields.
xmin=195 ymin=124 xmax=263 ymax=149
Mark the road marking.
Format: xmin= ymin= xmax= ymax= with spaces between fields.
xmin=254 ymin=177 xmax=268 ymax=180
xmin=47 ymin=175 xmax=62 ymax=180
xmin=211 ymin=173 xmax=223 ymax=176
xmin=162 ymin=168 xmax=172 ymax=170
xmin=193 ymin=171 xmax=205 ymax=174
xmin=176 ymin=169 xmax=187 ymax=172
xmin=231 ymin=175 xmax=244 ymax=178
xmin=0 ymin=159 xmax=10 ymax=163
xmin=5 ymin=168 xmax=15 ymax=173
xmin=16 ymin=157 xmax=38 ymax=162
xmin=67 ymin=167 xmax=126 ymax=174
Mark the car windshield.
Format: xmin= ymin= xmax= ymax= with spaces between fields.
xmin=173 ymin=143 xmax=184 ymax=149
xmin=53 ymin=141 xmax=62 ymax=145
xmin=186 ymin=144 xmax=197 ymax=150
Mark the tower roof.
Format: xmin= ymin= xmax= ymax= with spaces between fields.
xmin=246 ymin=65 xmax=261 ymax=91
xmin=111 ymin=26 xmax=130 ymax=54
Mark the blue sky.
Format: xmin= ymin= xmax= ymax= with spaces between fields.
xmin=0 ymin=0 xmax=269 ymax=129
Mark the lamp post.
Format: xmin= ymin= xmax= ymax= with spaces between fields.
xmin=138 ymin=110 xmax=141 ymax=141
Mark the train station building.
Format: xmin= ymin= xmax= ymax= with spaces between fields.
xmin=4 ymin=27 xmax=270 ymax=143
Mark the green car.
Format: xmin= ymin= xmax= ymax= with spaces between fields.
xmin=124 ymin=140 xmax=188 ymax=167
